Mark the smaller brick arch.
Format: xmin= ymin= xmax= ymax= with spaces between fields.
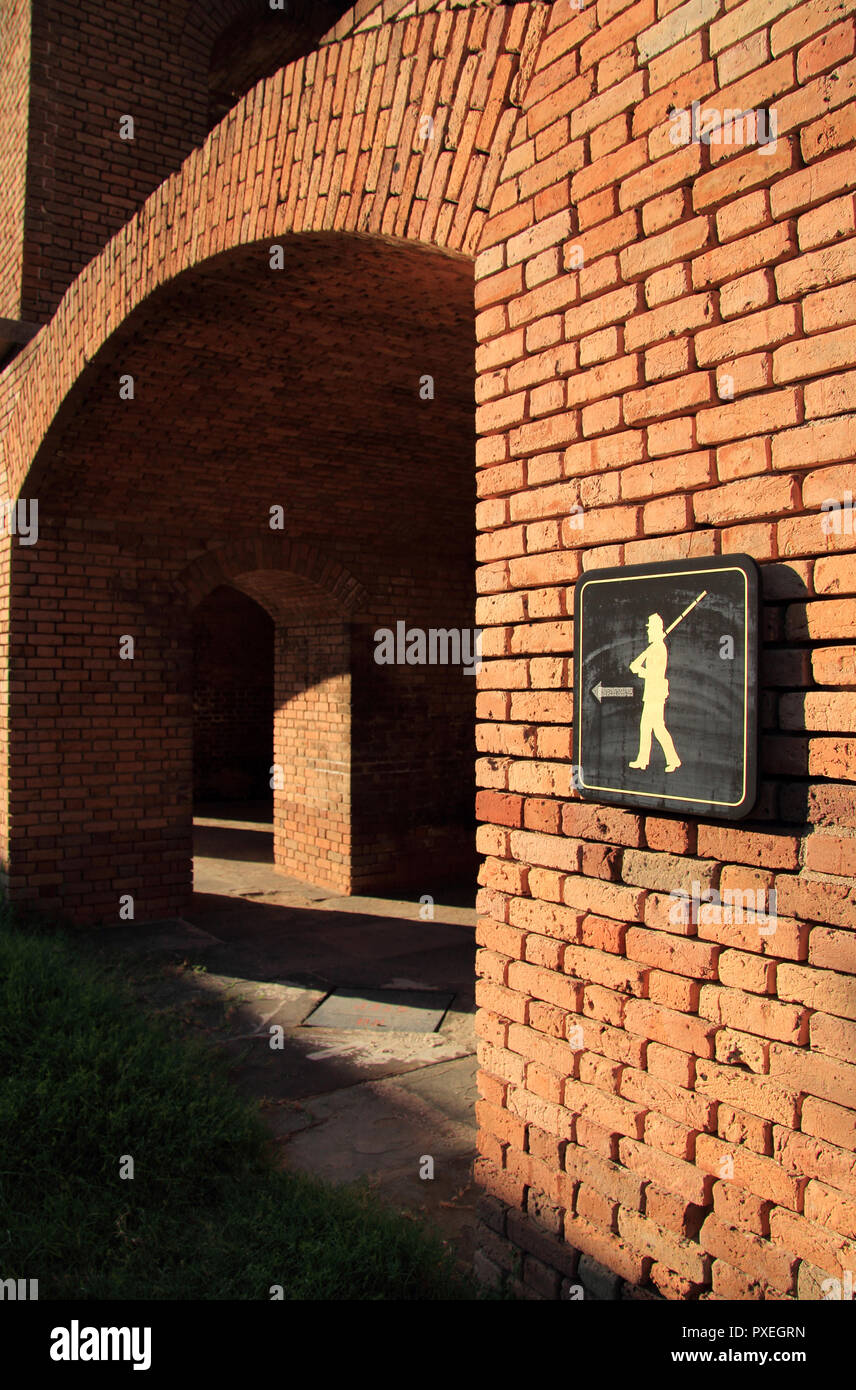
xmin=176 ymin=537 xmax=369 ymax=618
xmin=178 ymin=536 xmax=369 ymax=896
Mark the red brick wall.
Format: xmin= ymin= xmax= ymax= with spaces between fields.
xmin=0 ymin=0 xmax=30 ymax=319
xmin=1 ymin=0 xmax=854 ymax=1302
xmin=274 ymin=620 xmax=352 ymax=891
xmin=14 ymin=0 xmax=354 ymax=322
xmin=7 ymin=530 xmax=192 ymax=924
xmin=472 ymin=0 xmax=856 ymax=1302
xmin=20 ymin=0 xmax=210 ymax=321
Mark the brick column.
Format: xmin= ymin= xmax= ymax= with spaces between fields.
xmin=472 ymin=0 xmax=856 ymax=1303
xmin=273 ymin=621 xmax=352 ymax=892
xmin=7 ymin=531 xmax=191 ymax=926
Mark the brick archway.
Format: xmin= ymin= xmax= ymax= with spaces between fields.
xmin=182 ymin=541 xmax=370 ymax=890
xmin=4 ymin=224 xmax=481 ymax=921
xmin=0 ymin=2 xmax=526 ymax=923
xmin=0 ymin=1 xmax=528 ymax=504
xmin=177 ymin=538 xmax=369 ymax=618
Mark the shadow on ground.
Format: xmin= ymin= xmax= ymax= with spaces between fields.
xmin=85 ymin=808 xmax=480 ymax=1268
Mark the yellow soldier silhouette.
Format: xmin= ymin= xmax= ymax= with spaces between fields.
xmin=628 ymin=613 xmax=681 ymax=773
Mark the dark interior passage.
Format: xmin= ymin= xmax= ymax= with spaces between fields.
xmin=192 ymin=584 xmax=274 ymax=806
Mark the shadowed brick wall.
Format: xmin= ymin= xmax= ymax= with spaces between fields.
xmin=0 ymin=0 xmax=854 ymax=1304
xmin=0 ymin=0 xmax=30 ymax=319
xmin=6 ymin=0 xmax=354 ymax=322
xmin=351 ymin=612 xmax=479 ymax=893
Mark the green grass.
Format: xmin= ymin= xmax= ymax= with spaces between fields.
xmin=0 ymin=913 xmax=476 ymax=1300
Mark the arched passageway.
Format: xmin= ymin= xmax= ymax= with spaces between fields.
xmin=9 ymin=233 xmax=477 ymax=923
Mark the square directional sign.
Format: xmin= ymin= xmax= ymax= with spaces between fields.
xmin=573 ymin=554 xmax=759 ymax=819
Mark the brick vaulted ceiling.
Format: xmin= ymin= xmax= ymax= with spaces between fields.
xmin=29 ymin=235 xmax=476 ymax=564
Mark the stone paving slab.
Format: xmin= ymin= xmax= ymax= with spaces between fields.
xmin=303 ymin=986 xmax=455 ymax=1032
xmin=82 ymin=917 xmax=222 ymax=956
xmin=271 ymin=1057 xmax=479 ymax=1264
xmin=226 ymin=1019 xmax=474 ymax=1101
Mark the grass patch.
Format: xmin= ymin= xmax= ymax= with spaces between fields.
xmin=0 ymin=913 xmax=477 ymax=1299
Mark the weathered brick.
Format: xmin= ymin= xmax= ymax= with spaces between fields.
xmin=699 ymin=1213 xmax=797 ymax=1290
xmin=695 ymin=1057 xmax=801 ymax=1126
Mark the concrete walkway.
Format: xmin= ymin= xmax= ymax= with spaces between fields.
xmin=98 ymin=805 xmax=480 ymax=1266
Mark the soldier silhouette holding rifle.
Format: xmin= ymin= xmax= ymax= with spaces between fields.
xmin=627 ymin=591 xmax=707 ymax=774
xmin=628 ymin=613 xmax=680 ymax=773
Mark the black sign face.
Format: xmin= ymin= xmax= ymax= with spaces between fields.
xmin=573 ymin=554 xmax=759 ymax=819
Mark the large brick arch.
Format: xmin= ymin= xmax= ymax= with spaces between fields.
xmin=1 ymin=0 xmax=531 ymax=503
xmin=1 ymin=4 xmax=520 ymax=921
